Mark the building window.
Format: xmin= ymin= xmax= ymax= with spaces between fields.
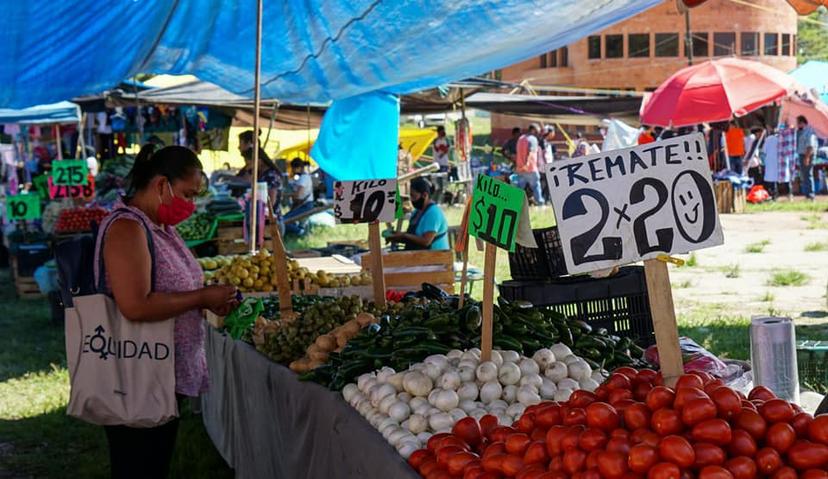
xmin=764 ymin=33 xmax=778 ymax=55
xmin=549 ymin=50 xmax=558 ymax=67
xmin=741 ymin=32 xmax=759 ymax=55
xmin=606 ymin=34 xmax=623 ymax=58
xmin=782 ymin=33 xmax=791 ymax=56
xmin=560 ymin=47 xmax=569 ymax=67
xmin=539 ymin=54 xmax=547 ymax=68
xmin=792 ymin=35 xmax=797 ymax=56
xmin=713 ymin=32 xmax=736 ymax=56
xmin=692 ymin=32 xmax=709 ymax=57
xmin=588 ymin=36 xmax=601 ymax=59
xmin=655 ymin=33 xmax=679 ymax=57
xmin=629 ymin=33 xmax=649 ymax=57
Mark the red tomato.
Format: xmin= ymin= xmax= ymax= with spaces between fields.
xmin=454 ymin=417 xmax=483 ymax=446
xmin=613 ymin=399 xmax=637 ymax=413
xmin=606 ymin=373 xmax=632 ymax=391
xmin=748 ymin=386 xmax=775 ymax=401
xmin=534 ymin=404 xmax=563 ymax=429
xmin=754 ymin=447 xmax=782 ymax=475
xmin=631 ymin=428 xmax=660 ymax=447
xmin=530 ymin=428 xmax=547 ymax=442
xmin=734 ymin=409 xmax=767 ymax=440
xmin=482 ymin=453 xmax=506 ymax=472
xmin=674 ymin=388 xmax=710 ymax=411
xmin=569 ymin=390 xmax=598 ymax=408
xmin=483 ymin=442 xmax=506 ymax=459
xmin=490 ymin=426 xmax=517 ymax=443
xmin=786 ymin=440 xmax=828 ymax=470
xmin=634 ymin=382 xmax=654 ymax=401
xmin=480 ymin=415 xmax=499 ymax=438
xmin=628 ymin=444 xmax=659 ymax=473
xmin=439 ymin=436 xmax=471 ymax=452
xmin=759 ymin=399 xmax=794 ymax=424
xmin=792 ymin=412 xmax=814 ymax=438
xmin=690 ymin=371 xmax=714 ymax=384
xmin=549 ymin=455 xmax=564 ymax=472
xmin=545 ymin=426 xmax=568 ymax=456
xmin=419 ymin=459 xmax=441 ymax=476
xmin=703 ymin=379 xmax=725 ymax=395
xmin=636 ymin=369 xmax=659 ymax=385
xmin=506 ymin=433 xmax=532 ymax=456
xmin=612 ymin=428 xmax=631 ymax=440
xmin=691 ymin=419 xmax=732 ymax=446
xmin=646 ymin=387 xmax=676 ymax=412
xmin=585 ymin=449 xmax=601 ymax=470
xmin=578 ymin=428 xmax=608 ymax=451
xmin=540 ymin=473 xmax=567 ymax=479
xmin=675 ymin=374 xmax=704 ymax=390
xmin=464 ymin=464 xmax=485 ymax=479
xmin=607 ymin=437 xmax=631 ymax=455
xmin=651 ymin=408 xmax=684 ymax=436
xmin=597 ymin=450 xmax=629 ymax=479
xmin=515 ymin=414 xmax=536 ymax=434
xmin=428 ymin=433 xmax=453 ymax=451
xmin=563 ymin=408 xmax=587 ymax=426
xmin=740 ymin=400 xmax=756 ymax=411
xmin=724 ymin=456 xmax=757 ymax=479
xmin=610 ymin=389 xmax=635 ymax=405
xmin=614 ymin=366 xmax=639 ymax=381
xmin=809 ymin=414 xmax=828 ymax=445
xmin=515 ymin=464 xmax=546 ymax=479
xmin=562 ymin=448 xmax=587 ymax=475
xmin=770 ymin=466 xmax=797 ymax=479
xmin=710 ymin=387 xmax=742 ymax=419
xmin=646 ymin=462 xmax=680 ymax=479
xmin=698 ymin=466 xmax=734 ymax=479
xmin=682 ymin=398 xmax=718 ymax=426
xmin=586 ymin=402 xmax=620 ymax=431
xmin=802 ymin=470 xmax=828 ymax=479
xmin=560 ymin=425 xmax=585 ymax=452
xmin=624 ymin=403 xmax=652 ymax=430
xmin=408 ymin=449 xmax=434 ymax=469
xmin=693 ymin=442 xmax=726 ymax=467
xmin=657 ymin=435 xmax=695 ymax=468
xmin=447 ymin=452 xmax=480 ymax=476
xmin=437 ymin=446 xmax=465 ymax=466
xmin=765 ymin=423 xmax=796 ymax=453
xmin=595 ymin=385 xmax=610 ymax=401
xmin=728 ymin=429 xmax=757 ymax=457
xmin=501 ymin=455 xmax=525 ymax=476
xmin=523 ymin=441 xmax=548 ymax=465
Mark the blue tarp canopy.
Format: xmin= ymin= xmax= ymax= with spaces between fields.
xmin=0 ymin=101 xmax=81 ymax=125
xmin=790 ymin=61 xmax=828 ymax=104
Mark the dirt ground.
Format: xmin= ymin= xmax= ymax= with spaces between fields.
xmin=671 ymin=209 xmax=828 ymax=324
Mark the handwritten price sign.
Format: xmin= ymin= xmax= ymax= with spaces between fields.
xmin=48 ymin=175 xmax=95 ymax=200
xmin=6 ymin=194 xmax=41 ymax=221
xmin=469 ymin=175 xmax=534 ymax=252
xmin=333 ymin=179 xmax=398 ymax=223
xmin=546 ymin=132 xmax=723 ymax=274
xmin=52 ymin=160 xmax=89 ymax=186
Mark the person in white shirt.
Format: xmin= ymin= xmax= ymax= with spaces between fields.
xmin=432 ymin=126 xmax=450 ymax=172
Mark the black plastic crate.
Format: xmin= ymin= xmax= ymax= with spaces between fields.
xmin=499 ymin=266 xmax=655 ymax=347
xmin=508 ymin=227 xmax=567 ymax=281
xmin=15 ymin=242 xmax=51 ymax=277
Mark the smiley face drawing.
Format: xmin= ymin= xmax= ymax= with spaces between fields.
xmin=671 ymin=170 xmax=717 ymax=244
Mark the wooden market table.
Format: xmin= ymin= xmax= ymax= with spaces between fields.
xmin=201 ymin=326 xmax=419 ymax=479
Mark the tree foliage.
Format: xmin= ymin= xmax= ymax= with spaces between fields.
xmin=798 ymin=10 xmax=828 ymax=64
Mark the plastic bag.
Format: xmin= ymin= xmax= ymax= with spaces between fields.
xmin=224 ymin=297 xmax=263 ymax=340
xmin=645 ymin=336 xmax=729 ymax=378
xmin=746 ymin=185 xmax=770 ymax=204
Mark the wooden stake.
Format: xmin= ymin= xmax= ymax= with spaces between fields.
xmin=368 ymin=222 xmax=387 ymax=309
xmin=458 ymin=247 xmax=469 ymax=309
xmin=643 ymin=258 xmax=683 ymax=386
xmin=267 ymin=206 xmax=293 ymax=316
xmin=249 ymin=0 xmax=263 ymax=255
xmin=480 ymin=242 xmax=497 ymax=362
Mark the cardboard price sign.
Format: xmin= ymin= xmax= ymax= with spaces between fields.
xmin=546 ymin=132 xmax=723 ymax=274
xmin=6 ymin=194 xmax=41 ymax=221
xmin=469 ymin=174 xmax=534 ymax=252
xmin=52 ymin=160 xmax=89 ymax=186
xmin=48 ymin=175 xmax=95 ymax=200
xmin=333 ymin=179 xmax=397 ymax=223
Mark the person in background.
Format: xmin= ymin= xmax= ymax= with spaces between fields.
xmin=284 ymin=158 xmax=315 ymax=235
xmin=638 ymin=125 xmax=655 ymax=145
xmin=236 ymin=129 xmax=282 ymax=216
xmin=538 ymin=125 xmax=556 ymax=203
xmin=397 ymin=143 xmax=413 ymax=196
xmin=96 ymin=145 xmax=237 ymax=478
xmin=432 ymin=126 xmax=451 ymax=172
xmin=86 ymin=156 xmax=99 ymax=177
xmin=725 ymin=121 xmax=746 ymax=175
xmin=796 ymin=115 xmax=819 ymax=200
xmin=515 ymin=123 xmax=544 ymax=206
xmin=744 ymin=127 xmax=764 ymax=186
xmin=763 ymin=125 xmax=782 ymax=199
xmin=386 ymin=177 xmax=448 ymax=250
xmin=501 ymin=127 xmax=521 ymax=166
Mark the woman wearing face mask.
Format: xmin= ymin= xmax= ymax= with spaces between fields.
xmin=94 ymin=144 xmax=237 ymax=478
xmin=387 ymin=177 xmax=449 ymax=250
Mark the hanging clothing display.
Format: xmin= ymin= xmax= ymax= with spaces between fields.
xmin=763 ymin=134 xmax=780 ymax=183
xmin=778 ymin=127 xmax=796 ymax=183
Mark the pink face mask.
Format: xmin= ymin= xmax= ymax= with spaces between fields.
xmin=157 ymin=181 xmax=195 ymax=226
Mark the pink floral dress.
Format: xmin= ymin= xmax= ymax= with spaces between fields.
xmin=94 ymin=200 xmax=208 ymax=397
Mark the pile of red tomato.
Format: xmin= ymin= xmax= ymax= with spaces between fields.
xmin=408 ymin=367 xmax=828 ymax=479
xmin=55 ymin=207 xmax=108 ymax=233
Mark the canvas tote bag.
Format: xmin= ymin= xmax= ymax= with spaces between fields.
xmin=65 ymin=209 xmax=178 ymax=427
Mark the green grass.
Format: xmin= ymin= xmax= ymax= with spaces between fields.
xmin=767 ymin=269 xmax=811 ymax=287
xmin=681 ymin=253 xmax=698 ymax=268
xmin=744 ymin=240 xmax=770 ymax=254
xmin=723 ymin=264 xmax=741 ymax=279
xmin=759 ymin=291 xmax=776 ymax=303
xmin=805 ymin=241 xmax=828 ymax=252
xmin=746 ymin=199 xmax=828 ymax=213
xmin=0 ymin=271 xmax=231 ymax=478
xmin=801 ymin=213 xmax=828 ymax=230
xmin=672 ymin=280 xmax=694 ymax=289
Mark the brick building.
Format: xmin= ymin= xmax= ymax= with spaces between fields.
xmin=492 ymin=0 xmax=798 ymax=139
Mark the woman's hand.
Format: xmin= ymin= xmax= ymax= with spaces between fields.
xmin=385 ymin=232 xmax=404 ymax=244
xmin=200 ymin=285 xmax=238 ymax=315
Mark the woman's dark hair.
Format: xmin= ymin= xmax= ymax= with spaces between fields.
xmin=410 ymin=177 xmax=432 ymax=195
xmin=126 ymin=144 xmax=202 ymax=194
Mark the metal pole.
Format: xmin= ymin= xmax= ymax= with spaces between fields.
xmin=250 ymin=0 xmax=263 ymax=255
xmin=685 ymin=10 xmax=693 ymax=66
xmin=134 ymin=77 xmax=144 ymax=145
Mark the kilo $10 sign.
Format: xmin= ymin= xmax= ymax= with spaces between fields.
xmin=333 ymin=179 xmax=397 ymax=223
xmin=546 ymin=132 xmax=723 ymax=274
